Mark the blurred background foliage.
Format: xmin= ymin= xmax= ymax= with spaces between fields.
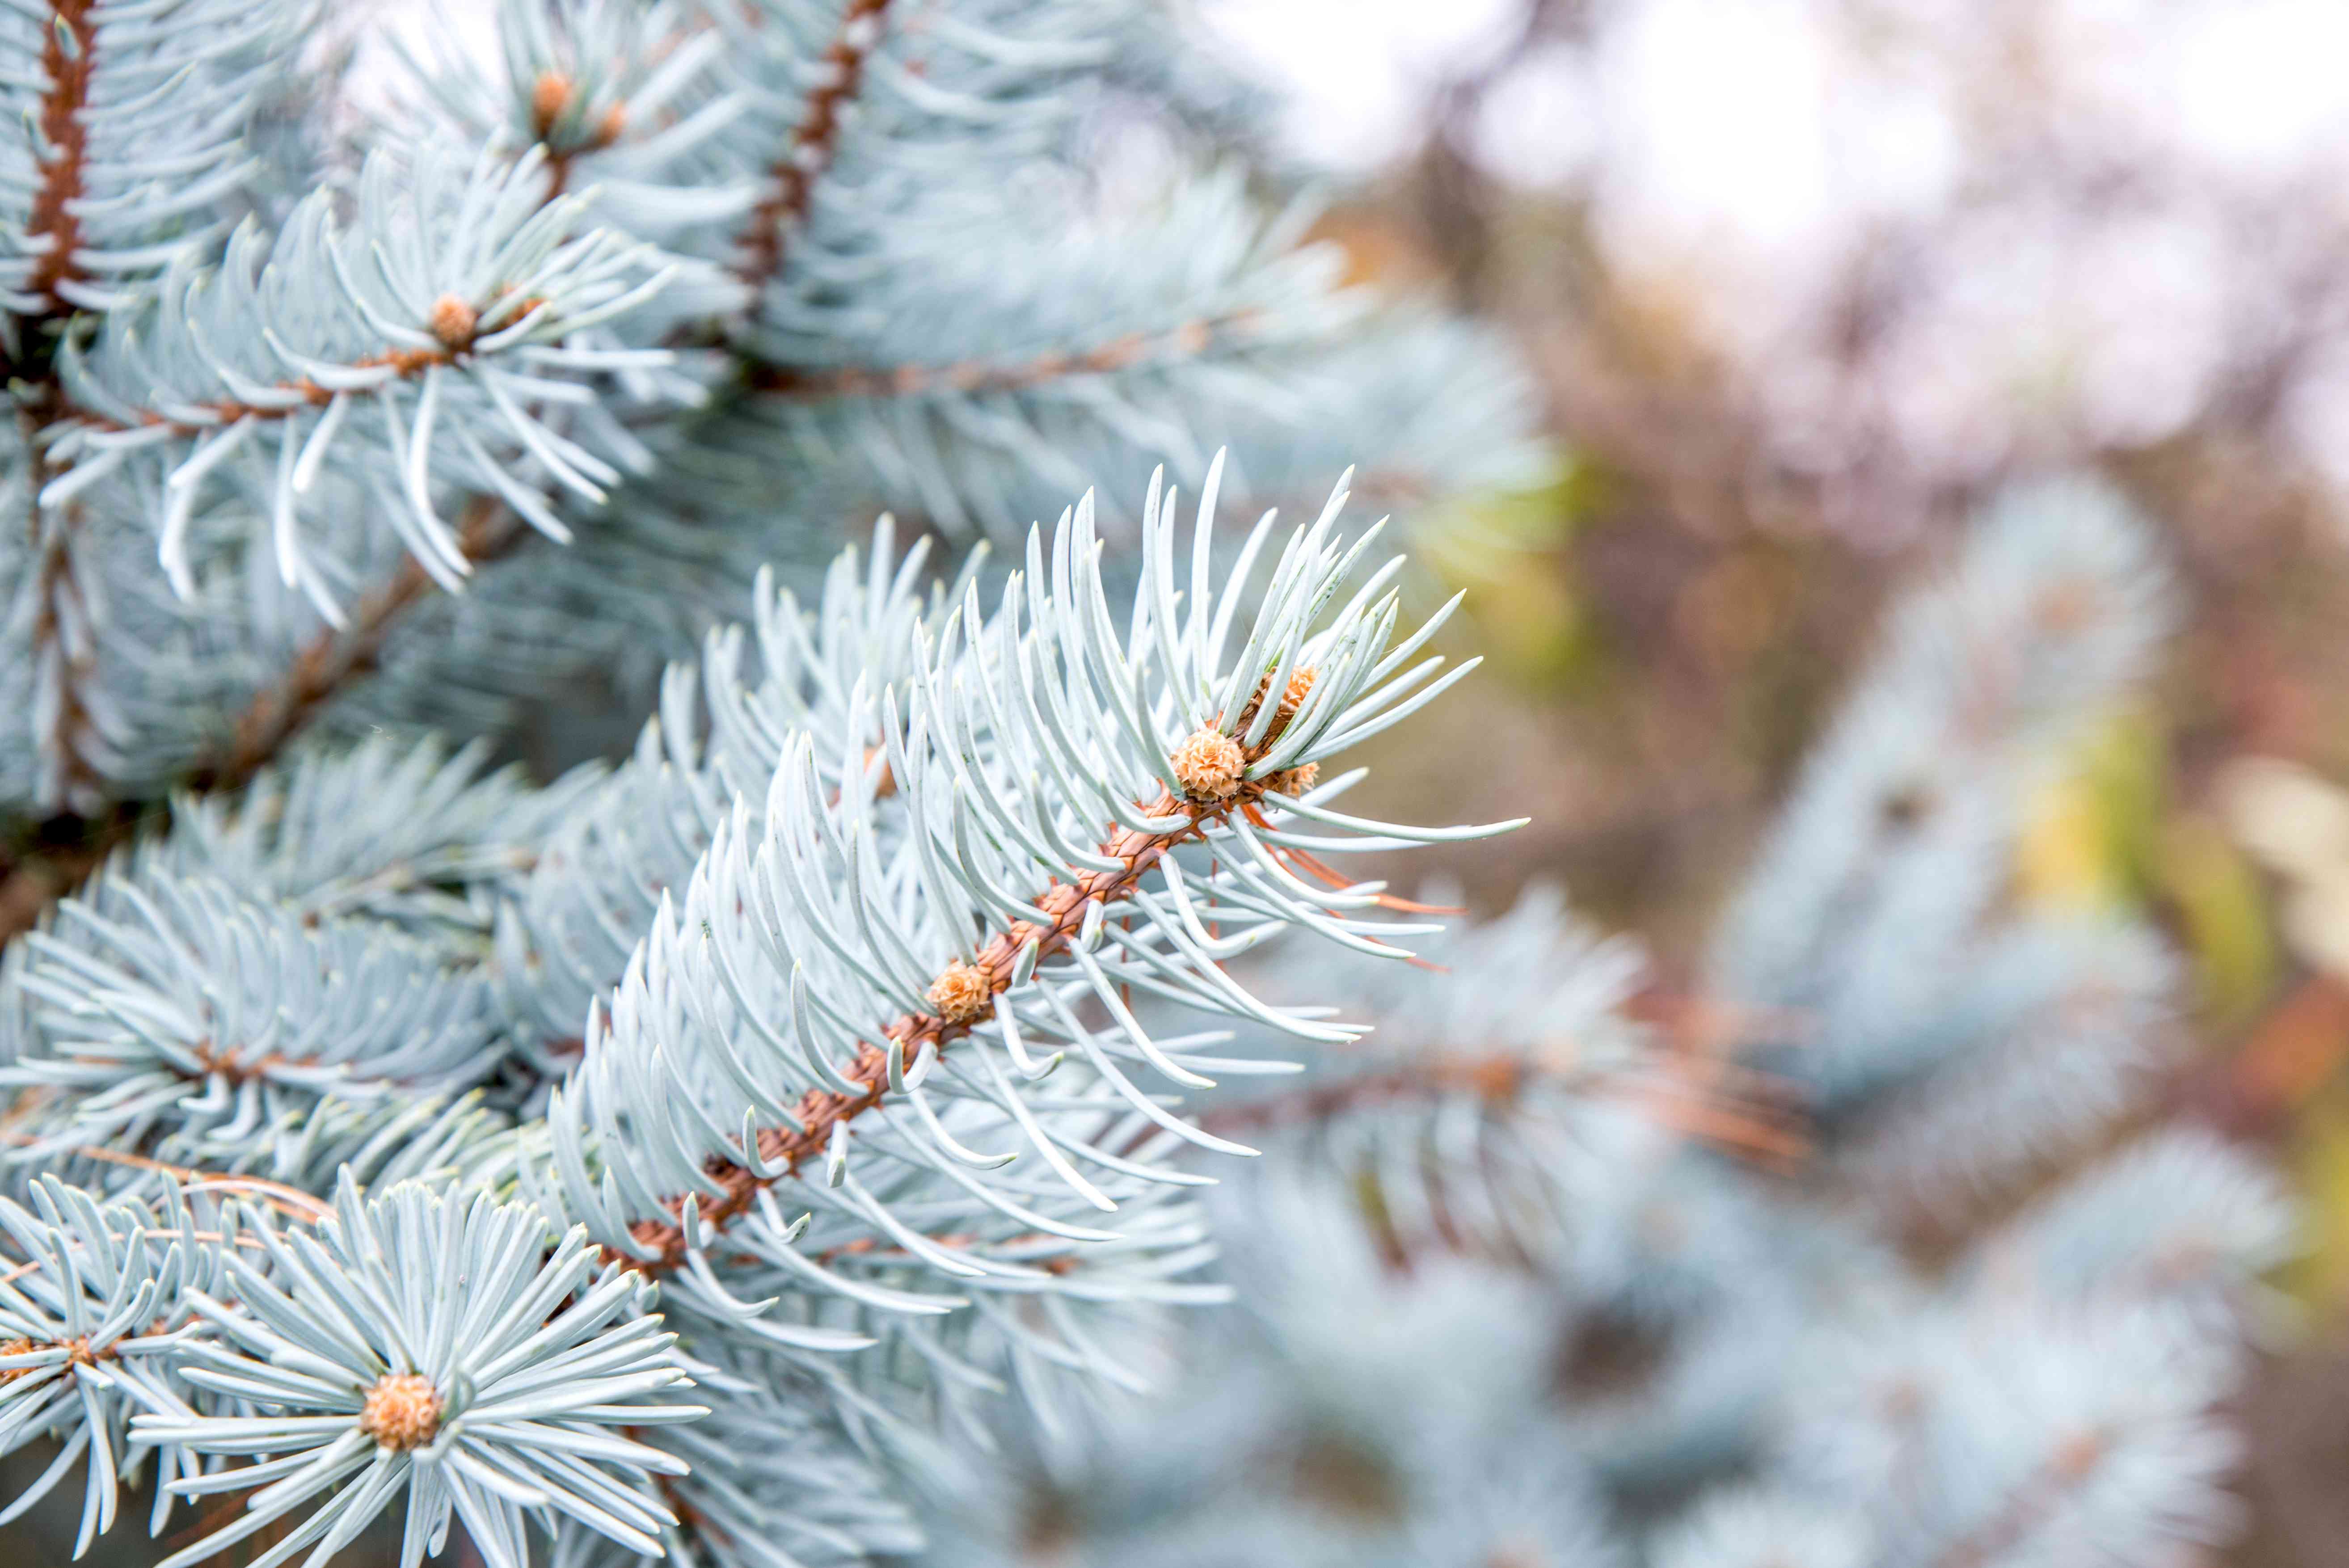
xmin=1193 ymin=2 xmax=2349 ymax=1559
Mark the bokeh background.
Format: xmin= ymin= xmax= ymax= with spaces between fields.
xmin=1197 ymin=2 xmax=2349 ymax=1563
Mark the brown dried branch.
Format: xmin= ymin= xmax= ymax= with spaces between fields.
xmin=734 ymin=0 xmax=892 ymax=297
xmin=186 ymin=495 xmax=524 ymax=796
xmin=746 ymin=313 xmax=1257 ymax=403
xmin=1930 ymin=1429 xmax=2109 ymax=1568
xmin=0 ymin=799 xmax=142 ymax=946
xmin=1201 ymin=1054 xmax=1550 ymax=1138
xmin=22 ymin=0 xmax=98 ymax=315
xmin=1199 ymin=1048 xmax=1810 ymax=1168
xmin=7 ymin=0 xmax=111 ymax=835
xmin=0 ymin=1131 xmax=334 ymax=1223
xmin=0 ymin=496 xmax=524 ymax=953
xmin=70 ymin=341 xmax=466 ymax=438
xmin=23 ymin=414 xmax=102 ymax=810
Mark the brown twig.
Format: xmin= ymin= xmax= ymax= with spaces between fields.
xmin=2 ymin=416 xmax=531 ymax=951
xmin=22 ymin=411 xmax=103 ymax=810
xmin=746 ymin=313 xmax=1257 ymax=403
xmin=1199 ymin=1050 xmax=1810 ymax=1168
xmin=186 ymin=496 xmax=523 ymax=796
xmin=618 ymin=687 xmax=1318 ymax=1274
xmin=13 ymin=0 xmax=110 ymax=809
xmin=0 ymin=1329 xmax=116 ymax=1380
xmin=1930 ymin=1430 xmax=2108 ymax=1568
xmin=1200 ymin=1055 xmax=1548 ymax=1138
xmin=0 ymin=1131 xmax=335 ymax=1222
xmin=620 ymin=782 xmax=1248 ymax=1270
xmin=734 ymin=0 xmax=892 ymax=296
xmin=69 ymin=342 xmax=464 ymax=437
xmin=23 ymin=0 xmax=97 ymax=314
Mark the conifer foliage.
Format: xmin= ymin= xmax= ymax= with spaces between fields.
xmin=0 ymin=5 xmax=2287 ymax=1568
xmin=0 ymin=2 xmax=1539 ymax=1564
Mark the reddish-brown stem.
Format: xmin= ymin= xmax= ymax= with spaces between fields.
xmin=1930 ymin=1430 xmax=2108 ymax=1568
xmin=186 ymin=497 xmax=522 ymax=796
xmin=0 ymin=1131 xmax=333 ymax=1222
xmin=1199 ymin=1051 xmax=1811 ymax=1168
xmin=69 ymin=344 xmax=459 ymax=437
xmin=747 ymin=314 xmax=1256 ymax=403
xmin=1201 ymin=1055 xmax=1544 ymax=1138
xmin=0 ymin=495 xmax=525 ymax=954
xmin=8 ymin=1 xmax=108 ymax=841
xmin=734 ymin=0 xmax=892 ymax=296
xmin=619 ymin=781 xmax=1245 ymax=1271
xmin=23 ymin=415 xmax=101 ymax=809
xmin=620 ymin=686 xmax=1314 ymax=1273
xmin=24 ymin=0 xmax=97 ymax=313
